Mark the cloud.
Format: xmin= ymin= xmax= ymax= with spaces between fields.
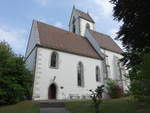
xmin=34 ymin=0 xmax=49 ymax=6
xmin=54 ymin=21 xmax=63 ymax=28
xmin=0 ymin=25 xmax=27 ymax=55
xmin=93 ymin=0 xmax=113 ymax=16
xmin=76 ymin=0 xmax=113 ymax=17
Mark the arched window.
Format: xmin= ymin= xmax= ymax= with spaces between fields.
xmin=77 ymin=62 xmax=84 ymax=87
xmin=86 ymin=23 xmax=90 ymax=29
xmin=50 ymin=52 xmax=58 ymax=68
xmin=96 ymin=66 xmax=100 ymax=82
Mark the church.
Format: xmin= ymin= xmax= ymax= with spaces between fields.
xmin=25 ymin=7 xmax=128 ymax=100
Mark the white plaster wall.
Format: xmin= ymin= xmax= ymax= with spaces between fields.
xmin=33 ymin=47 xmax=103 ymax=100
xmin=69 ymin=9 xmax=95 ymax=36
xmin=101 ymin=49 xmax=129 ymax=91
xmin=80 ymin=18 xmax=95 ymax=36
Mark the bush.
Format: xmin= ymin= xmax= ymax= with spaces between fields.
xmin=129 ymin=54 xmax=150 ymax=102
xmin=106 ymin=79 xmax=123 ymax=98
xmin=89 ymin=85 xmax=104 ymax=113
xmin=0 ymin=42 xmax=33 ymax=105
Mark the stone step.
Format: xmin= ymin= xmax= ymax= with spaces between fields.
xmin=40 ymin=108 xmax=71 ymax=113
xmin=39 ymin=102 xmax=65 ymax=108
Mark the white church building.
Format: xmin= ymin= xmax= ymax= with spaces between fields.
xmin=25 ymin=7 xmax=128 ymax=100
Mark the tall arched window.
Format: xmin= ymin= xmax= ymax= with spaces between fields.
xmin=96 ymin=66 xmax=100 ymax=82
xmin=50 ymin=52 xmax=58 ymax=68
xmin=86 ymin=23 xmax=90 ymax=29
xmin=77 ymin=62 xmax=84 ymax=87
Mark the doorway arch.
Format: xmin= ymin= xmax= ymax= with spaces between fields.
xmin=48 ymin=83 xmax=57 ymax=99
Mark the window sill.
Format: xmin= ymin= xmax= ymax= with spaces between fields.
xmin=50 ymin=66 xmax=58 ymax=69
xmin=77 ymin=86 xmax=84 ymax=88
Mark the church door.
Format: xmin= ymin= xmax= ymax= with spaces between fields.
xmin=48 ymin=84 xmax=57 ymax=99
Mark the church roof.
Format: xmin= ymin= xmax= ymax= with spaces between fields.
xmin=75 ymin=9 xmax=95 ymax=23
xmin=89 ymin=30 xmax=123 ymax=54
xmin=36 ymin=21 xmax=101 ymax=59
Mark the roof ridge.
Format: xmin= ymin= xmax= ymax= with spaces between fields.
xmin=36 ymin=20 xmax=86 ymax=39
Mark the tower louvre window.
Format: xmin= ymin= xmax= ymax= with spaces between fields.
xmin=86 ymin=23 xmax=90 ymax=29
xmin=72 ymin=17 xmax=76 ymax=33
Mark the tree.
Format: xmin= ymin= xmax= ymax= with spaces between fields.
xmin=89 ymin=85 xmax=104 ymax=113
xmin=130 ymin=54 xmax=150 ymax=102
xmin=110 ymin=0 xmax=150 ymax=101
xmin=110 ymin=0 xmax=150 ymax=68
xmin=0 ymin=42 xmax=33 ymax=105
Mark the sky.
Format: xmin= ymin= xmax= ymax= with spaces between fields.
xmin=0 ymin=0 xmax=122 ymax=55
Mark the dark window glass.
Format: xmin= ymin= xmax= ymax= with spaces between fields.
xmin=77 ymin=62 xmax=84 ymax=87
xmin=73 ymin=24 xmax=76 ymax=33
xmin=72 ymin=17 xmax=76 ymax=33
xmin=50 ymin=52 xmax=58 ymax=68
xmin=96 ymin=66 xmax=100 ymax=82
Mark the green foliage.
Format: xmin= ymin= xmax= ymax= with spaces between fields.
xmin=106 ymin=79 xmax=123 ymax=98
xmin=0 ymin=101 xmax=40 ymax=113
xmin=0 ymin=42 xmax=33 ymax=105
xmin=65 ymin=97 xmax=150 ymax=113
xmin=110 ymin=0 xmax=150 ymax=67
xmin=89 ymin=85 xmax=104 ymax=113
xmin=130 ymin=54 xmax=150 ymax=102
xmin=111 ymin=0 xmax=150 ymax=101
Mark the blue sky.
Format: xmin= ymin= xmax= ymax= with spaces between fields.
xmin=0 ymin=0 xmax=122 ymax=55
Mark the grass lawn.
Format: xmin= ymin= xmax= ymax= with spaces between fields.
xmin=0 ymin=98 xmax=150 ymax=113
xmin=65 ymin=97 xmax=150 ymax=113
xmin=0 ymin=101 xmax=40 ymax=113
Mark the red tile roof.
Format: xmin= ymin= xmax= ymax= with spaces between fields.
xmin=89 ymin=30 xmax=123 ymax=54
xmin=36 ymin=21 xmax=101 ymax=59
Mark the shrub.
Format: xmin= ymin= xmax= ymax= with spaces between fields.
xmin=89 ymin=85 xmax=104 ymax=113
xmin=130 ymin=54 xmax=150 ymax=102
xmin=106 ymin=78 xmax=123 ymax=98
xmin=0 ymin=42 xmax=33 ymax=105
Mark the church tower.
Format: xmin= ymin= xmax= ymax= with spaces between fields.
xmin=69 ymin=6 xmax=95 ymax=36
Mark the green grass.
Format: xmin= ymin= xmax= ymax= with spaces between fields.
xmin=0 ymin=101 xmax=40 ymax=113
xmin=65 ymin=97 xmax=150 ymax=113
xmin=0 ymin=98 xmax=150 ymax=113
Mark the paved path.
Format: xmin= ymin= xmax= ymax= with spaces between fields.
xmin=39 ymin=101 xmax=71 ymax=113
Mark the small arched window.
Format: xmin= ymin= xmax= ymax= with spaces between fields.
xmin=86 ymin=23 xmax=90 ymax=29
xmin=96 ymin=66 xmax=100 ymax=82
xmin=77 ymin=62 xmax=84 ymax=87
xmin=50 ymin=52 xmax=58 ymax=68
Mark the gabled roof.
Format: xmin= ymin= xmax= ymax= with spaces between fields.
xmin=75 ymin=9 xmax=95 ymax=23
xmin=36 ymin=21 xmax=101 ymax=59
xmin=89 ymin=30 xmax=123 ymax=54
